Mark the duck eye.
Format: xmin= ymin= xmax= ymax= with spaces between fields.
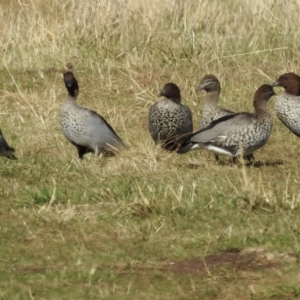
xmin=282 ymin=76 xmax=288 ymax=80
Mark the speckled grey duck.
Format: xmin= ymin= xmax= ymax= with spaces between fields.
xmin=0 ymin=129 xmax=16 ymax=159
xmin=272 ymin=72 xmax=300 ymax=137
xmin=196 ymin=74 xmax=236 ymax=162
xmin=61 ymin=72 xmax=125 ymax=159
xmin=197 ymin=74 xmax=235 ymax=129
xmin=148 ymin=83 xmax=193 ymax=151
xmin=178 ymin=85 xmax=275 ymax=163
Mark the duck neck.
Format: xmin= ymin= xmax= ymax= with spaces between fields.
xmin=285 ymin=83 xmax=300 ymax=96
xmin=65 ymin=89 xmax=79 ymax=104
xmin=171 ymin=97 xmax=181 ymax=104
xmin=284 ymin=91 xmax=300 ymax=98
xmin=204 ymin=90 xmax=220 ymax=107
xmin=255 ymin=101 xmax=270 ymax=119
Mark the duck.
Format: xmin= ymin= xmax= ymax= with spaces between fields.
xmin=60 ymin=71 xmax=126 ymax=159
xmin=197 ymin=74 xmax=235 ymax=129
xmin=272 ymin=72 xmax=300 ymax=137
xmin=0 ymin=129 xmax=16 ymax=159
xmin=196 ymin=74 xmax=236 ymax=162
xmin=148 ymin=82 xmax=193 ymax=151
xmin=177 ymin=84 xmax=275 ymax=163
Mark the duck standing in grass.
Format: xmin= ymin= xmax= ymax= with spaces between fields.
xmin=177 ymin=84 xmax=275 ymax=163
xmin=148 ymin=82 xmax=193 ymax=151
xmin=0 ymin=129 xmax=16 ymax=159
xmin=272 ymin=72 xmax=300 ymax=137
xmin=61 ymin=72 xmax=126 ymax=159
xmin=197 ymin=74 xmax=235 ymax=129
xmin=196 ymin=74 xmax=236 ymax=162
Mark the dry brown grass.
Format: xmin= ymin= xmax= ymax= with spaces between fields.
xmin=1 ymin=0 xmax=300 ymax=299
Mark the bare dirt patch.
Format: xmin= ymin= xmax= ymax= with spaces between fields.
xmin=161 ymin=248 xmax=295 ymax=274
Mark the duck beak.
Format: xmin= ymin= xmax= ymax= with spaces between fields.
xmin=195 ymin=83 xmax=206 ymax=91
xmin=158 ymin=91 xmax=165 ymax=97
xmin=272 ymin=81 xmax=280 ymax=87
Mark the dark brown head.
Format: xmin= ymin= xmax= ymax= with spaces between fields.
xmin=196 ymin=74 xmax=220 ymax=93
xmin=253 ymin=84 xmax=276 ymax=110
xmin=158 ymin=83 xmax=181 ymax=104
xmin=272 ymin=72 xmax=300 ymax=96
xmin=63 ymin=71 xmax=79 ymax=98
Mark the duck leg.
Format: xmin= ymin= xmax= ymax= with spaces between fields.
xmin=244 ymin=154 xmax=255 ymax=163
xmin=76 ymin=145 xmax=93 ymax=159
xmin=214 ymin=154 xmax=220 ymax=163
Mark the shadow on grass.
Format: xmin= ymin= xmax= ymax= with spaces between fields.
xmin=185 ymin=159 xmax=284 ymax=169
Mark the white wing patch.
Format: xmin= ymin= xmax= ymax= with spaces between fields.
xmin=206 ymin=145 xmax=233 ymax=156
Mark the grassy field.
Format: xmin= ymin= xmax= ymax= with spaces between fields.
xmin=1 ymin=0 xmax=300 ymax=299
